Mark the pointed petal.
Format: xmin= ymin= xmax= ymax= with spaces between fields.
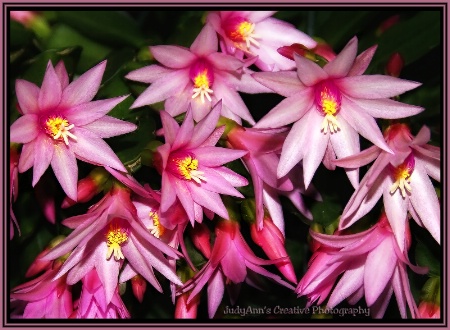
xmin=352 ymin=98 xmax=424 ymax=119
xmin=160 ymin=110 xmax=180 ymax=146
xmin=39 ymin=61 xmax=62 ymax=110
xmin=294 ymin=53 xmax=328 ymax=86
xmin=194 ymin=147 xmax=247 ymax=167
xmin=32 ymin=135 xmax=55 ymax=186
xmin=174 ymin=179 xmax=195 ymax=222
xmin=10 ymin=115 xmax=39 ymax=144
xmin=160 ymin=172 xmax=177 ymax=213
xmin=254 ymin=89 xmax=314 ymax=129
xmin=173 ymin=108 xmax=194 ymax=150
xmin=207 ymin=269 xmax=225 ymax=319
xmin=96 ymin=252 xmax=120 ymax=304
xmin=82 ymin=116 xmax=137 ymax=138
xmin=188 ymin=101 xmax=222 ymax=149
xmin=324 ymin=36 xmax=358 ymax=78
xmin=383 ymin=180 xmax=408 ymax=251
xmin=188 ymin=184 xmax=229 ymax=219
xmin=214 ymin=80 xmax=255 ymax=125
xmin=60 ymin=61 xmax=106 ymax=107
xmin=125 ymin=64 xmax=172 ymax=83
xmin=150 ymin=45 xmax=196 ymax=69
xmin=333 ymin=145 xmax=381 ymax=169
xmin=70 ymin=128 xmax=126 ymax=171
xmin=190 ymin=23 xmax=218 ymax=56
xmin=220 ymin=244 xmax=247 ymax=283
xmin=15 ymin=79 xmax=40 ymax=114
xmin=252 ymin=71 xmax=303 ymax=97
xmin=197 ymin=167 xmax=245 ymax=198
xmin=55 ymin=60 xmax=69 ymax=89
xmin=348 ymin=45 xmax=377 ymax=76
xmin=336 ymin=75 xmax=421 ymax=99
xmin=327 ymin=263 xmax=364 ymax=308
xmin=211 ymin=166 xmax=249 ymax=187
xmin=50 ymin=145 xmax=78 ymax=201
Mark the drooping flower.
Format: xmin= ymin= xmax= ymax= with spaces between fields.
xmin=296 ymin=213 xmax=428 ymax=319
xmin=10 ymin=260 xmax=73 ymax=318
xmin=126 ymin=23 xmax=268 ymax=124
xmin=335 ymin=124 xmax=441 ymax=246
xmin=10 ymin=60 xmax=137 ymax=200
xmin=40 ymin=185 xmax=183 ymax=305
xmin=226 ymin=124 xmax=320 ymax=232
xmin=10 ymin=144 xmax=20 ymax=240
xmin=206 ymin=11 xmax=317 ymax=71
xmin=153 ymin=101 xmax=249 ymax=225
xmin=252 ymin=36 xmax=423 ymax=188
xmin=178 ymin=219 xmax=295 ymax=318
xmin=73 ymin=268 xmax=130 ymax=319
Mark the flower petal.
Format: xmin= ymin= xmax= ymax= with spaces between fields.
xmin=333 ymin=145 xmax=381 ymax=169
xmin=324 ymin=36 xmax=358 ymax=78
xmin=188 ymin=101 xmax=222 ymax=149
xmin=150 ymin=45 xmax=196 ymax=69
xmin=194 ymin=147 xmax=247 ymax=167
xmin=348 ymin=45 xmax=377 ymax=76
xmin=125 ymin=64 xmax=172 ymax=83
xmin=10 ymin=114 xmax=39 ymax=144
xmin=252 ymin=71 xmax=304 ymax=97
xmin=294 ymin=53 xmax=328 ymax=86
xmin=81 ymin=116 xmax=137 ymax=138
xmin=327 ymin=262 xmax=364 ymax=308
xmin=254 ymin=89 xmax=314 ymax=129
xmin=50 ymin=144 xmax=78 ymax=201
xmin=190 ymin=23 xmax=218 ymax=56
xmin=70 ymin=127 xmax=126 ymax=171
xmin=32 ymin=135 xmax=55 ymax=187
xmin=336 ymin=75 xmax=421 ymax=99
xmin=173 ymin=108 xmax=194 ymax=150
xmin=15 ymin=79 xmax=40 ymax=114
xmin=18 ymin=140 xmax=35 ymax=172
xmin=197 ymin=167 xmax=244 ymax=198
xmin=55 ymin=60 xmax=69 ymax=89
xmin=351 ymin=98 xmax=424 ymax=119
xmin=39 ymin=61 xmax=62 ymax=111
xmin=60 ymin=60 xmax=106 ymax=107
xmin=188 ymin=183 xmax=229 ymax=219
xmin=207 ymin=269 xmax=225 ymax=319
xmin=160 ymin=110 xmax=181 ymax=146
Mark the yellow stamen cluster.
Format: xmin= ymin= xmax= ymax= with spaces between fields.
xmin=192 ymin=70 xmax=213 ymax=104
xmin=177 ymin=155 xmax=207 ymax=184
xmin=390 ymin=167 xmax=412 ymax=198
xmin=231 ymin=21 xmax=260 ymax=49
xmin=45 ymin=116 xmax=77 ymax=145
xmin=149 ymin=211 xmax=165 ymax=238
xmin=319 ymin=91 xmax=340 ymax=134
xmin=105 ymin=223 xmax=129 ymax=260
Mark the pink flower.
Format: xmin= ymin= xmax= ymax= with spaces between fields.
xmin=153 ymin=102 xmax=248 ymax=225
xmin=40 ymin=185 xmax=183 ymax=305
xmin=178 ymin=219 xmax=295 ymax=318
xmin=126 ymin=24 xmax=267 ymax=124
xmin=296 ymin=213 xmax=428 ymax=319
xmin=10 ymin=60 xmax=137 ymax=200
xmin=10 ymin=261 xmax=73 ymax=318
xmin=10 ymin=144 xmax=20 ymax=240
xmin=175 ymin=291 xmax=200 ymax=319
xmin=206 ymin=11 xmax=317 ymax=71
xmin=73 ymin=269 xmax=130 ymax=319
xmin=227 ymin=124 xmax=320 ymax=232
xmin=335 ymin=124 xmax=441 ymax=246
xmin=252 ymin=36 xmax=423 ymax=188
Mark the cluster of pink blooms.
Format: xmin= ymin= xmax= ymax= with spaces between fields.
xmin=9 ymin=11 xmax=440 ymax=320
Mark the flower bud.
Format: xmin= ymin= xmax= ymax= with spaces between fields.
xmin=189 ymin=222 xmax=212 ymax=259
xmin=385 ymin=52 xmax=404 ymax=78
xmin=418 ymin=301 xmax=440 ymax=319
xmin=376 ymin=14 xmax=400 ymax=36
xmin=131 ymin=275 xmax=147 ymax=303
xmin=175 ymin=291 xmax=200 ymax=319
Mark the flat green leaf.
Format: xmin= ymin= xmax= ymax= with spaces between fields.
xmin=55 ymin=11 xmax=146 ymax=48
xmin=9 ymin=20 xmax=33 ymax=50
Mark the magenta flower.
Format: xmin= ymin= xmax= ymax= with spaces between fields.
xmin=73 ymin=269 xmax=130 ymax=319
xmin=153 ymin=102 xmax=248 ymax=225
xmin=10 ymin=60 xmax=137 ymax=200
xmin=335 ymin=124 xmax=441 ymax=246
xmin=40 ymin=185 xmax=183 ymax=305
xmin=10 ymin=262 xmax=73 ymax=318
xmin=252 ymin=36 xmax=423 ymax=188
xmin=296 ymin=213 xmax=428 ymax=319
xmin=126 ymin=23 xmax=268 ymax=124
xmin=178 ymin=219 xmax=295 ymax=318
xmin=226 ymin=125 xmax=320 ymax=233
xmin=206 ymin=11 xmax=317 ymax=71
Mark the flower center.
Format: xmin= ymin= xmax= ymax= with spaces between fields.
xmin=223 ymin=17 xmax=260 ymax=50
xmin=149 ymin=211 xmax=165 ymax=238
xmin=390 ymin=153 xmax=415 ymax=198
xmin=190 ymin=59 xmax=214 ymax=104
xmin=105 ymin=220 xmax=129 ymax=261
xmin=45 ymin=115 xmax=77 ymax=145
xmin=168 ymin=152 xmax=207 ymax=184
xmin=315 ymin=80 xmax=342 ymax=134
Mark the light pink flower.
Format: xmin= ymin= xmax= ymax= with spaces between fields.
xmin=10 ymin=60 xmax=136 ymax=200
xmin=206 ymin=11 xmax=317 ymax=71
xmin=40 ymin=185 xmax=183 ymax=305
xmin=297 ymin=213 xmax=428 ymax=319
xmin=10 ymin=261 xmax=73 ymax=318
xmin=73 ymin=268 xmax=130 ymax=319
xmin=178 ymin=219 xmax=295 ymax=318
xmin=335 ymin=124 xmax=441 ymax=246
xmin=252 ymin=36 xmax=423 ymax=188
xmin=126 ymin=23 xmax=268 ymax=124
xmin=227 ymin=125 xmax=320 ymax=232
xmin=153 ymin=102 xmax=248 ymax=225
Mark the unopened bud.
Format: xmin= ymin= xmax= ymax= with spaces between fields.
xmin=418 ymin=301 xmax=440 ymax=319
xmin=376 ymin=15 xmax=400 ymax=36
xmin=385 ymin=52 xmax=404 ymax=78
xmin=190 ymin=223 xmax=212 ymax=259
xmin=131 ymin=275 xmax=147 ymax=303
